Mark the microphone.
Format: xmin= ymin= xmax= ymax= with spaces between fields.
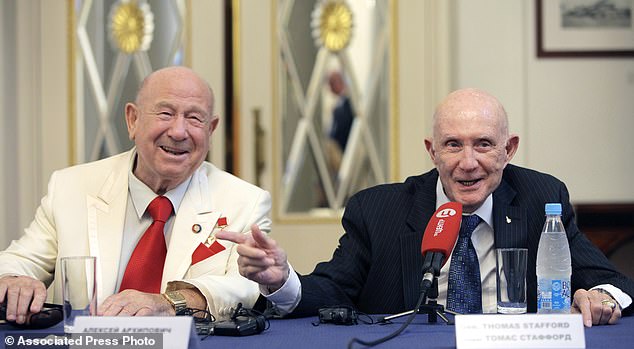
xmin=420 ymin=202 xmax=462 ymax=279
xmin=375 ymin=203 xmax=463 ymax=325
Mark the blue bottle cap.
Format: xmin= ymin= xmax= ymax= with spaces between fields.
xmin=545 ymin=203 xmax=562 ymax=215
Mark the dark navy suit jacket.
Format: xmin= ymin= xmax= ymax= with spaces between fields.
xmin=328 ymin=97 xmax=354 ymax=151
xmin=290 ymin=164 xmax=634 ymax=316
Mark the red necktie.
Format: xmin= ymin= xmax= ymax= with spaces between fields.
xmin=119 ymin=196 xmax=173 ymax=293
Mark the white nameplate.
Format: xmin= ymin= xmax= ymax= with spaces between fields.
xmin=455 ymin=314 xmax=585 ymax=349
xmin=72 ymin=316 xmax=199 ymax=349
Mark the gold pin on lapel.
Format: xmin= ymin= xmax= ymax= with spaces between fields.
xmin=205 ymin=217 xmax=228 ymax=246
xmin=192 ymin=224 xmax=202 ymax=234
xmin=506 ymin=216 xmax=512 ymax=224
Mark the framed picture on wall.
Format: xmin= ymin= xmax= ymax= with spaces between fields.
xmin=536 ymin=0 xmax=634 ymax=57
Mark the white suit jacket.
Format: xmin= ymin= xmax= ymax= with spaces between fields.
xmin=0 ymin=150 xmax=271 ymax=319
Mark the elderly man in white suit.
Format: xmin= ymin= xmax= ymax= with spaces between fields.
xmin=0 ymin=66 xmax=270 ymax=324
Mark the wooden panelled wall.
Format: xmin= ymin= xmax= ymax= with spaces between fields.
xmin=575 ymin=204 xmax=634 ymax=279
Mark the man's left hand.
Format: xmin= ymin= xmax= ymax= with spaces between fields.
xmin=572 ymin=289 xmax=621 ymax=327
xmin=98 ymin=289 xmax=173 ymax=316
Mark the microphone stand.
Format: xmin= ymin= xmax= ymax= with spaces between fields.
xmin=417 ymin=277 xmax=456 ymax=325
xmin=350 ymin=266 xmax=458 ymax=348
xmin=378 ymin=272 xmax=457 ymax=325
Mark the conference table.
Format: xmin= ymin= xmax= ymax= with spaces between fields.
xmin=1 ymin=314 xmax=632 ymax=348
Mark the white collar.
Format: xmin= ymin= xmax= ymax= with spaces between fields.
xmin=435 ymin=177 xmax=493 ymax=226
xmin=127 ymin=150 xmax=193 ymax=219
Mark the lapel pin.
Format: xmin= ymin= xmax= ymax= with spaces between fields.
xmin=506 ymin=216 xmax=512 ymax=224
xmin=192 ymin=224 xmax=202 ymax=234
xmin=205 ymin=217 xmax=228 ymax=247
xmin=217 ymin=217 xmax=228 ymax=228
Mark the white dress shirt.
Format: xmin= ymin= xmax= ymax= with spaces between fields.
xmin=434 ymin=179 xmax=497 ymax=312
xmin=115 ymin=155 xmax=192 ymax=291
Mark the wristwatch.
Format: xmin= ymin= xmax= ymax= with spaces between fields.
xmin=163 ymin=291 xmax=187 ymax=314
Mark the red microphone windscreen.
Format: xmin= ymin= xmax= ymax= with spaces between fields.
xmin=421 ymin=202 xmax=463 ymax=264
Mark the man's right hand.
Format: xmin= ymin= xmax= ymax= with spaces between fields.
xmin=0 ymin=275 xmax=47 ymax=324
xmin=216 ymin=224 xmax=289 ymax=292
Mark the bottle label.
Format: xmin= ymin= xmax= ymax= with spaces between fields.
xmin=551 ymin=279 xmax=571 ymax=310
xmin=538 ymin=278 xmax=571 ymax=311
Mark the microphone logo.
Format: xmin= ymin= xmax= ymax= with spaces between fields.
xmin=434 ymin=219 xmax=445 ymax=237
xmin=435 ymin=208 xmax=457 ymax=218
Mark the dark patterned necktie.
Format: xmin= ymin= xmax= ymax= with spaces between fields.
xmin=447 ymin=214 xmax=483 ymax=314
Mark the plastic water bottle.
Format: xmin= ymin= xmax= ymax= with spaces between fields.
xmin=536 ymin=203 xmax=572 ymax=314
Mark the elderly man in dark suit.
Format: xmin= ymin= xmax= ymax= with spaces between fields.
xmin=218 ymin=88 xmax=634 ymax=327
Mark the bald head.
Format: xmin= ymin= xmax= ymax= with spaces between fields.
xmin=432 ymin=88 xmax=509 ymax=140
xmin=136 ymin=66 xmax=215 ymax=116
xmin=328 ymin=70 xmax=346 ymax=96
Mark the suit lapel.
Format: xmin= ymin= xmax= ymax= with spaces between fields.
xmin=492 ymin=178 xmax=528 ymax=248
xmin=401 ymin=171 xmax=438 ymax=308
xmin=162 ymin=166 xmax=220 ymax=290
xmin=399 ymin=172 xmax=528 ymax=308
xmin=86 ymin=153 xmax=130 ymax=304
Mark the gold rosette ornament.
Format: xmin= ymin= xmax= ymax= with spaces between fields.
xmin=108 ymin=0 xmax=154 ymax=54
xmin=311 ymin=0 xmax=353 ymax=52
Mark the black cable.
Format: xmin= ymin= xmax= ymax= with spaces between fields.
xmin=356 ymin=311 xmax=374 ymax=325
xmin=231 ymin=303 xmax=271 ymax=331
xmin=347 ymin=288 xmax=428 ymax=349
xmin=312 ymin=305 xmax=374 ymax=326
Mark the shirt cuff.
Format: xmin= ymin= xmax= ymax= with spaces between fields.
xmin=591 ymin=284 xmax=632 ymax=309
xmin=259 ymin=263 xmax=301 ymax=316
